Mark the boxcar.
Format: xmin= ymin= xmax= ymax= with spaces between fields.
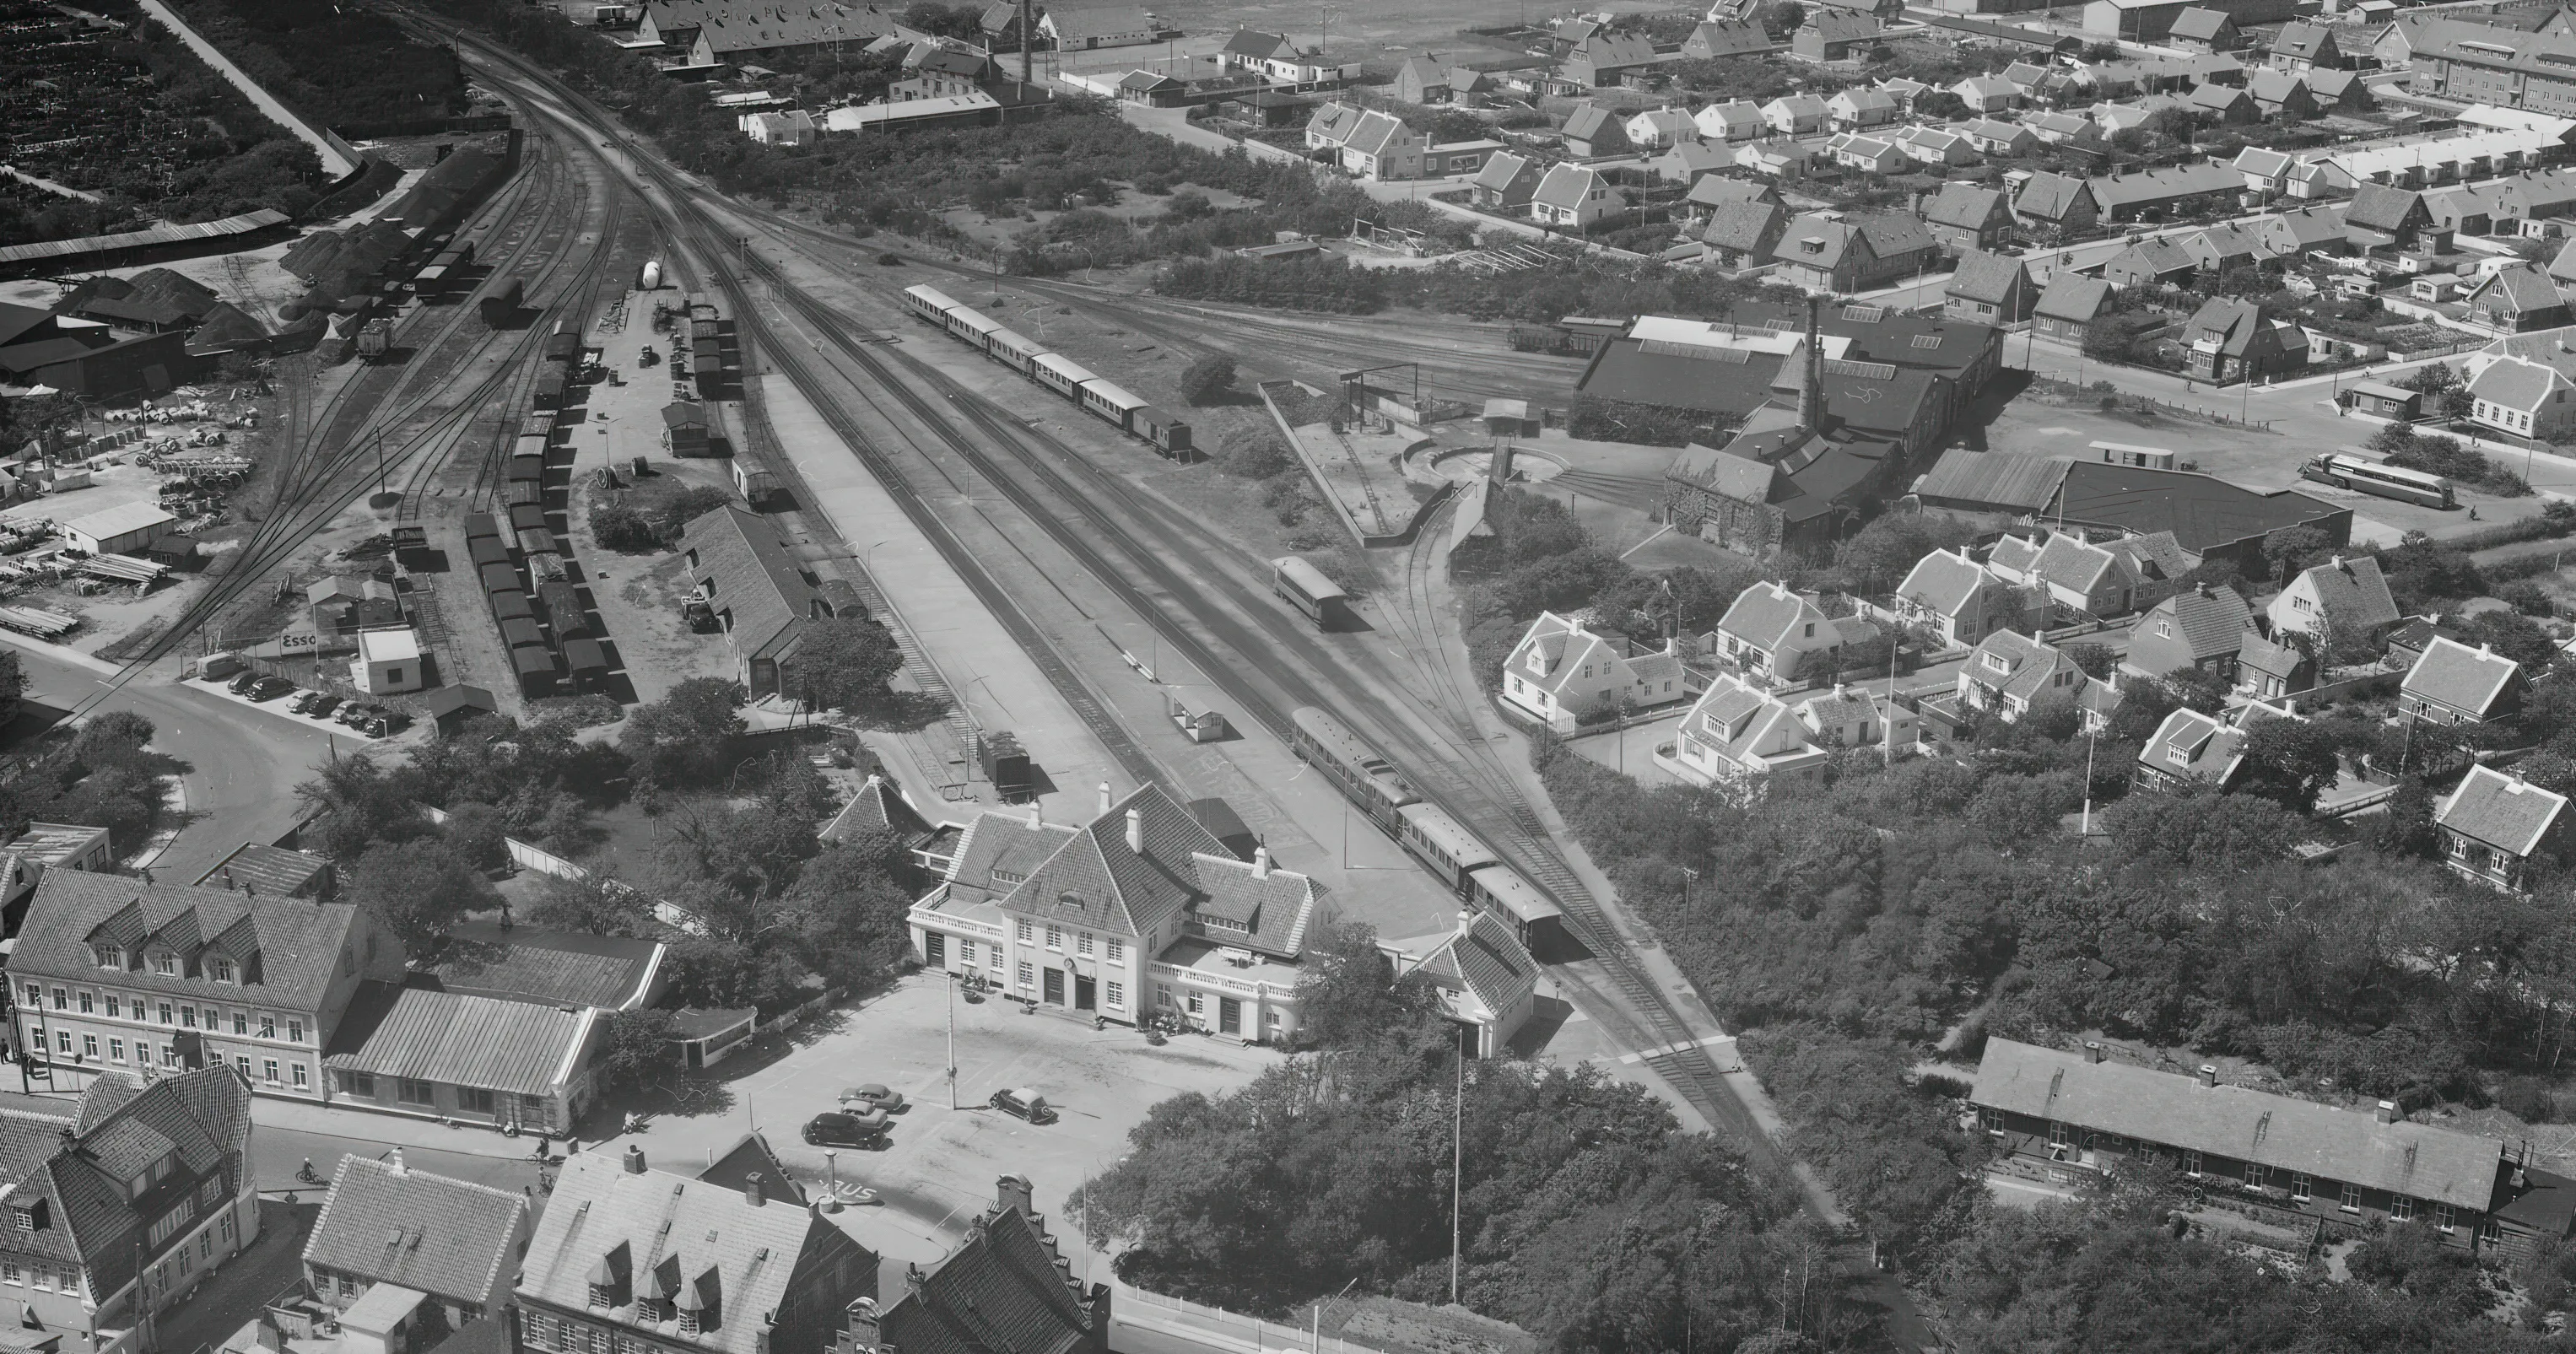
xmin=491 ymin=590 xmax=532 ymax=623
xmin=1466 ymin=865 xmax=1569 ymax=954
xmin=1134 ymin=406 xmax=1193 ymax=458
xmin=903 ymin=285 xmax=961 ymax=326
xmin=522 ymin=409 xmax=556 ymax=438
xmin=507 ymin=454 xmax=545 ymax=483
xmin=467 ymin=536 xmax=510 ymax=569
xmin=480 ymin=563 xmax=522 ymax=594
xmin=539 ymin=580 xmax=588 ymax=637
xmin=1032 ymin=353 xmax=1098 ymax=400
xmin=1289 ymin=706 xmax=1418 ymax=834
xmin=463 ymin=511 xmax=499 ymax=541
xmin=500 ymin=615 xmax=546 ymax=650
xmin=521 ymin=527 xmax=558 ymax=556
xmin=1272 ymin=556 xmax=1347 ymax=631
xmin=564 ymin=636 xmax=610 ymax=690
xmin=1079 ymin=378 xmax=1148 ymax=432
xmin=507 ymin=480 xmax=543 ymax=509
xmin=1397 ymin=802 xmax=1500 ymax=894
xmin=510 ymin=503 xmax=547 ymax=533
xmin=533 ymin=369 xmax=567 ymax=408
xmin=543 ymin=331 xmax=580 ymax=364
xmin=984 ymin=326 xmax=1047 ymax=375
xmin=514 ymin=430 xmax=550 ymax=459
xmin=512 ymin=643 xmax=558 ymax=696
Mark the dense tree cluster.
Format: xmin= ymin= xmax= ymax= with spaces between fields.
xmin=162 ymin=0 xmax=467 ymax=131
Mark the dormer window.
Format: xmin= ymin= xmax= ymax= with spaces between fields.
xmin=149 ymin=952 xmax=175 ymax=976
xmin=13 ymin=1200 xmax=46 ymax=1232
xmin=93 ymin=948 xmax=122 ymax=971
xmin=208 ymin=958 xmax=235 ymax=984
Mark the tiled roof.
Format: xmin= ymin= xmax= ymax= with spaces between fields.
xmin=878 ymin=1196 xmax=1096 ymax=1354
xmin=1923 ymin=182 xmax=2006 ymax=230
xmin=188 ymin=844 xmax=332 ymax=896
xmin=424 ymin=922 xmax=665 ymax=1011
xmin=2401 ymin=636 xmax=2521 ymax=716
xmin=305 ymin=1155 xmax=529 ymax=1305
xmin=2137 ymin=706 xmax=2245 ymax=782
xmin=2346 ymin=183 xmax=2425 ymax=233
xmin=1533 ymin=164 xmax=1602 ymax=210
xmin=2033 ymin=274 xmax=2113 ymax=324
xmin=1718 ymin=580 xmax=1831 ymax=654
xmin=1974 ymin=1038 xmax=2501 ymax=1211
xmin=1413 ymin=913 xmax=1537 ymax=1019
xmin=2286 ymin=554 xmax=2399 ymax=632
xmin=2470 ymin=356 xmax=2570 ymax=413
xmin=1895 ymin=548 xmax=2003 ymax=618
xmin=2147 ymin=585 xmax=2255 ymax=662
xmin=1044 ymin=3 xmax=1150 ymax=40
xmin=644 ymin=0 xmax=890 ymax=54
xmin=2013 ymin=170 xmax=2090 ymax=222
xmin=0 ymin=1067 xmax=249 ymax=1299
xmin=1219 ymin=28 xmax=1287 ymax=59
xmin=2438 ymin=764 xmax=2569 ymax=857
xmin=1472 ymin=151 xmax=1537 ymax=193
xmin=1701 ymin=200 xmax=1787 ymax=253
xmin=2468 ymin=262 xmax=2565 ymax=316
xmin=1306 ymin=102 xmax=1364 ymax=145
xmin=2089 ymin=162 xmax=2239 ymax=210
xmin=1912 ymin=451 xmax=2071 ymax=513
xmin=1677 ymin=675 xmax=1817 ymax=769
xmin=1966 ymin=628 xmax=2084 ymax=705
xmin=2102 ymin=530 xmax=2191 ymax=580
xmin=1947 ymin=250 xmax=2027 ymax=305
xmin=2170 ymin=6 xmax=2232 ymax=39
xmin=2246 ymin=68 xmax=2307 ymax=105
xmin=520 ymin=1151 xmax=878 ymax=1354
xmin=1560 ymin=102 xmax=1617 ymax=141
xmin=694 ymin=1133 xmax=806 ymax=1207
xmin=2271 ymin=19 xmax=2336 ymax=57
xmin=822 ymin=774 xmax=942 ymax=845
xmin=680 ymin=507 xmax=823 ymax=664
xmin=322 ymin=984 xmax=596 ymax=1098
xmin=11 ymin=870 xmax=367 ymax=1011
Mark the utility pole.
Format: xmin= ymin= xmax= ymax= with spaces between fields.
xmin=1450 ymin=1024 xmax=1465 ymax=1304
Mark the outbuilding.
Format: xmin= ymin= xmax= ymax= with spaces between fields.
xmin=58 ymin=501 xmax=174 ymax=556
xmin=349 ymin=627 xmax=425 ymax=696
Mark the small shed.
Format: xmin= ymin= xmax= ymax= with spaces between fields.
xmin=60 ymin=502 xmax=175 ymax=556
xmin=419 ymin=684 xmax=498 ymax=737
xmin=668 ymin=1006 xmax=758 ymax=1070
xmin=663 ymin=402 xmax=710 ymax=456
xmin=2346 ymin=380 xmax=2422 ymax=420
xmin=349 ymin=627 xmax=425 ymax=696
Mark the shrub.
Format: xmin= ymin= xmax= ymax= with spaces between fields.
xmin=591 ymin=503 xmax=659 ymax=553
xmin=1178 ymin=352 xmax=1237 ymax=406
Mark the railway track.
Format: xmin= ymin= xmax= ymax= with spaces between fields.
xmin=426 ymin=36 xmax=1935 ymax=1344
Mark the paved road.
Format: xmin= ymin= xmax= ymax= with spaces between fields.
xmin=1 ymin=639 xmax=332 ymax=881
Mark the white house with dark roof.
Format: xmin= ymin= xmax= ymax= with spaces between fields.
xmin=1531 ymin=164 xmax=1620 ymax=230
xmin=678 ymin=506 xmax=840 ymax=699
xmin=2121 ymin=583 xmax=2255 ymax=683
xmin=2268 ymin=553 xmax=2398 ymax=650
xmin=1957 ymin=628 xmax=2098 ymax=722
xmin=1893 ymin=125 xmax=1977 ymax=169
xmin=907 ymin=783 xmax=1324 ymax=1040
xmin=304 ymin=1151 xmax=531 ymax=1330
xmin=1499 ymin=612 xmax=1686 ymax=729
xmin=517 ymin=1146 xmax=880 ymax=1354
xmin=1827 ymin=86 xmax=1900 ymax=129
xmin=1986 ymin=531 xmax=2141 ymax=617
xmin=2469 ymin=356 xmax=2576 ymax=443
xmin=1760 ymin=94 xmax=1830 ymax=136
xmin=1945 ymin=251 xmax=2033 ymax=326
xmin=1693 ymin=99 xmax=1764 ymax=142
xmin=2438 ymin=764 xmax=2569 ymax=893
xmin=1710 ymin=580 xmax=1864 ymax=682
xmin=1623 ymin=108 xmax=1698 ymax=149
xmin=1953 ymin=73 xmax=2019 ymax=113
xmin=2402 ymin=636 xmax=2525 ymax=726
xmin=321 ymin=984 xmax=603 ymax=1135
xmin=1923 ymin=182 xmax=2012 ymax=253
xmin=0 ymin=1068 xmax=257 ymax=1354
xmin=1890 ymin=547 xmax=2037 ymax=649
xmin=1794 ymin=682 xmax=1917 ymax=753
xmin=2133 ymin=700 xmax=2297 ymax=794
xmin=1383 ymin=911 xmax=1538 ymax=1057
xmin=8 ymin=871 xmax=407 ymax=1100
xmin=1657 ymin=674 xmax=1831 ymax=786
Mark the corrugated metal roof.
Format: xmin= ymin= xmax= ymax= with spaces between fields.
xmin=323 ymin=984 xmax=593 ymax=1097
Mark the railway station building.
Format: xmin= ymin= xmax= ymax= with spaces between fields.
xmin=905 ymin=783 xmax=1324 ymax=1042
xmin=676 ymin=506 xmax=840 ymax=699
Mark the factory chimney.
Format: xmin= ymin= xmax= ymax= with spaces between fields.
xmin=1796 ymin=294 xmax=1825 ymax=434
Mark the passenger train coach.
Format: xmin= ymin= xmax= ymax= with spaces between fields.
xmin=1289 ymin=706 xmax=1569 ymax=953
xmin=903 ymin=285 xmax=1195 ymax=458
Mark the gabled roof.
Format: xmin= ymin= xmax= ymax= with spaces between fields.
xmin=1801 ymin=9 xmax=1878 ymax=40
xmin=878 ymin=1195 xmax=1099 ymax=1354
xmin=2284 ymin=554 xmax=2399 ymax=632
xmin=423 ymin=920 xmax=666 ymax=1011
xmin=678 ymin=506 xmax=822 ymax=663
xmin=305 ymin=1154 xmax=529 ymax=1305
xmin=822 ymin=774 xmax=942 ymax=845
xmin=1956 ymin=73 xmax=2017 ymax=100
xmin=324 ymin=984 xmax=596 ymax=1098
xmin=1965 ymin=628 xmax=2085 ymax=705
xmin=2170 ymin=6 xmax=2234 ymax=40
xmin=1974 ymin=1037 xmax=2503 ymax=1212
xmin=2346 ymin=182 xmax=2427 ymax=232
xmin=2137 ymin=705 xmax=2259 ymax=784
xmin=2271 ymin=20 xmax=2337 ymax=60
xmin=2467 ymin=262 xmax=2566 ymax=316
xmin=1947 ymin=250 xmax=2028 ymax=305
xmin=1830 ymin=87 xmax=1898 ymax=113
xmin=1306 ymin=101 xmax=1364 ymax=145
xmin=2033 ymin=274 xmax=2114 ymax=324
xmin=2105 ymin=238 xmax=2196 ymax=281
xmin=519 ymin=1151 xmax=878 ymax=1354
xmin=2091 ymin=162 xmax=2241 ymax=211
xmin=1771 ymin=211 xmax=1934 ymax=270
xmin=1677 ymin=674 xmax=1817 ymax=768
xmin=1411 ymin=912 xmax=1539 ymax=1021
xmin=2014 ymin=170 xmax=2092 ymax=222
xmin=1701 ymin=200 xmax=1788 ymax=253
xmin=0 ymin=1067 xmax=250 ymax=1302
xmin=1533 ymin=163 xmax=1603 ymax=210
xmin=2140 ymin=584 xmax=2255 ymax=663
xmin=1472 ymin=150 xmax=1539 ymax=193
xmin=1688 ymin=174 xmax=1776 ymax=208
xmin=1685 ymin=20 xmax=1775 ymax=56
xmin=1561 ymin=101 xmax=1618 ymax=142
xmin=1923 ymin=182 xmax=2008 ymax=230
xmin=2246 ymin=68 xmax=2309 ymax=105
xmin=2401 ymin=635 xmax=2522 ymax=716
xmin=2438 ymin=764 xmax=2569 ymax=858
xmin=13 ymin=870 xmax=367 ymax=1010
xmin=1894 ymin=547 xmax=2006 ymax=619
xmin=2469 ymin=355 xmax=2573 ymax=414
xmin=1965 ymin=116 xmax=2033 ymax=145
xmin=1717 ymin=580 xmax=1834 ymax=654
xmin=1042 ymin=3 xmax=1150 ymax=40
xmin=643 ymin=0 xmax=891 ymax=55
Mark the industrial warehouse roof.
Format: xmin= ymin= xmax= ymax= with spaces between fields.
xmin=323 ymin=984 xmax=596 ymax=1098
xmin=60 ymin=500 xmax=175 ymax=542
xmin=305 ymin=1153 xmax=528 ymax=1306
xmin=0 ymin=209 xmax=290 ymax=269
xmin=423 ymin=920 xmax=666 ymax=1011
xmin=1573 ymin=337 xmax=1781 ymax=415
xmin=1973 ymin=1038 xmax=2502 ymax=1211
xmin=1911 ymin=450 xmax=2070 ymax=513
xmin=2049 ymin=461 xmax=2346 ymax=558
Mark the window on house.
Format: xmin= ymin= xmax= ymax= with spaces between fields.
xmin=81 ymin=1034 xmax=95 ymax=1060
xmin=2436 ymin=1203 xmax=2456 ymax=1232
xmin=108 ymin=1039 xmax=123 ymax=1063
xmin=292 ymin=1064 xmax=308 ymax=1088
xmin=76 ymin=992 xmax=92 ymax=1014
xmin=159 ymin=1043 xmax=176 ymax=1066
xmin=157 ymin=1003 xmax=172 ymax=1025
xmin=146 ymin=1200 xmax=195 ymax=1248
xmin=341 ymin=1071 xmax=375 ymax=1098
xmin=1014 ymin=920 xmax=1034 ymax=943
xmin=150 ymin=954 xmax=174 ymax=976
xmin=1105 ymin=981 xmax=1125 ymax=1007
xmin=208 ymin=959 xmax=234 ymax=984
xmin=181 ymin=1007 xmax=196 ymax=1028
xmin=1106 ymin=939 xmax=1125 ymax=962
xmin=262 ymin=1060 xmax=278 ymax=1083
xmin=459 ymin=1087 xmax=494 ymax=1114
xmin=2341 ymin=1181 xmax=2362 ymax=1212
xmin=2184 ymin=1150 xmax=2204 ymax=1177
xmin=1017 ymin=962 xmax=1034 ymax=987
xmin=287 ymin=1020 xmax=302 ymax=1043
xmin=1077 ymin=934 xmax=1094 ymax=958
xmin=258 ymin=1017 xmax=275 ymax=1040
xmin=55 ymin=1031 xmax=68 ymax=1055
xmin=958 ymin=940 xmax=975 ymax=964
xmin=397 ymin=1078 xmax=435 ymax=1106
xmin=1045 ymin=926 xmax=1062 ymax=950
xmin=233 ymin=1013 xmax=247 ymax=1034
xmin=48 ymin=989 xmax=63 ymax=1011
xmin=2291 ymin=1173 xmax=2312 ymax=1200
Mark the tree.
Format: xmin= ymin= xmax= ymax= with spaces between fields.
xmin=591 ymin=503 xmax=660 ymax=553
xmin=343 ymin=839 xmax=496 ymax=949
xmin=521 ymin=870 xmax=657 ymax=935
xmin=72 ymin=710 xmax=154 ymax=770
xmin=1177 ymin=352 xmax=1237 ymax=406
xmin=1758 ymin=0 xmax=1806 ymax=36
xmin=2261 ymin=524 xmax=2331 ymax=580
xmin=592 ymin=1008 xmax=678 ymax=1094
xmin=1292 ymin=919 xmax=1443 ymax=1049
xmin=1828 ymin=511 xmax=1974 ymax=595
xmin=2143 ymin=106 xmax=2198 ymax=144
xmin=790 ymin=616 xmax=904 ymax=713
xmin=2060 ymin=642 xmax=2114 ymax=681
xmin=2234 ymin=716 xmax=2341 ymax=813
xmin=783 ymin=832 xmax=917 ymax=984
xmin=2461 ymin=607 xmax=2557 ymax=672
xmin=618 ymin=677 xmax=747 ymax=791
xmin=0 ymin=650 xmax=22 ymax=731
xmin=651 ymin=799 xmax=822 ymax=943
xmin=440 ymin=801 xmax=512 ymax=873
xmin=294 ymin=754 xmax=432 ymax=861
xmin=2405 ymin=361 xmax=2460 ymax=396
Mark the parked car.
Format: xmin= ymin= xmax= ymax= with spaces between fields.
xmin=227 ymin=671 xmax=262 ymax=694
xmin=840 ymin=1084 xmax=905 ymax=1112
xmin=355 ymin=712 xmax=409 ymax=738
xmin=305 ymin=694 xmax=342 ymax=720
xmin=287 ymin=691 xmax=323 ymax=715
xmin=989 ymin=1088 xmax=1054 ymax=1125
xmin=336 ymin=703 xmax=384 ymax=726
xmin=802 ymin=1110 xmax=889 ymax=1147
xmin=246 ymin=677 xmax=294 ymax=701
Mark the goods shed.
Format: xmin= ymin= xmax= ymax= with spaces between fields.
xmin=59 ymin=502 xmax=175 ymax=556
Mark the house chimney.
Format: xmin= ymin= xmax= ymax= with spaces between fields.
xmin=1126 ymin=808 xmax=1142 ymax=853
xmin=2085 ymin=1040 xmax=2106 ymax=1064
xmin=2196 ymin=1065 xmax=2218 ymax=1087
xmin=1797 ymin=294 xmax=1824 ymax=434
xmin=388 ymin=1147 xmax=406 ymax=1176
xmin=745 ymin=1172 xmax=766 ymax=1207
xmin=996 ymin=1173 xmax=1034 ymax=1217
xmin=2376 ymin=1099 xmax=2399 ymax=1124
xmin=1029 ymin=801 xmax=1043 ymax=828
xmin=905 ymin=1263 xmax=928 ymax=1298
xmin=624 ymin=1144 xmax=647 ymax=1174
xmin=222 ymin=866 xmax=234 ymax=890
xmin=1457 ymin=909 xmax=1474 ymax=938
xmin=1098 ymin=781 xmax=1113 ymax=816
xmin=1253 ymin=844 xmax=1272 ymax=879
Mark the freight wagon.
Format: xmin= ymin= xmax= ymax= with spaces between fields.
xmin=901 ymin=285 xmax=1200 ymax=456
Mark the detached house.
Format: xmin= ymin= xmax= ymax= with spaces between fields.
xmin=2269 ymin=20 xmax=2341 ymax=73
xmin=304 ymin=1152 xmax=532 ymax=1330
xmin=1946 ymin=251 xmax=2035 ymax=325
xmin=1793 ymin=10 xmax=1878 ymax=62
xmin=2102 ymin=238 xmax=2198 ymax=290
xmin=2468 ymin=356 xmax=2576 ymax=443
xmin=1385 ymin=911 xmax=1539 ymax=1058
xmin=1893 ymin=125 xmax=1977 ymax=169
xmin=1986 ymin=531 xmax=2140 ymax=616
xmin=1532 ymin=165 xmax=1620 ymax=230
xmin=1472 ymin=151 xmax=1545 ymax=212
xmin=2268 ymin=553 xmax=2399 ymax=650
xmin=1770 ymin=211 xmax=1940 ymax=293
xmin=1499 ymin=612 xmax=1688 ymax=729
xmin=1826 ymin=132 xmax=1906 ymax=175
xmin=1762 ymin=94 xmax=1830 ymax=136
xmin=1659 ymin=676 xmax=1831 ymax=786
xmin=2033 ymin=275 xmax=2115 ymax=345
xmin=2121 ymin=583 xmax=2255 ymax=682
xmin=1712 ymin=580 xmax=1863 ymax=682
xmin=1564 ymin=32 xmax=1661 ymax=87
xmin=1625 ymin=107 xmax=1699 ymax=150
xmin=1701 ymin=200 xmax=1790 ymax=268
xmin=2012 ymin=170 xmax=2099 ymax=241
xmin=1923 ymin=182 xmax=2015 ymax=253
xmin=2246 ymin=69 xmax=2315 ymax=120
xmin=2024 ymin=111 xmax=2101 ymax=147
xmin=2169 ymin=6 xmax=2242 ymax=51
xmin=2179 ymin=296 xmax=2307 ymax=384
xmin=1684 ymin=20 xmax=1780 ymax=57
xmin=1694 ymin=100 xmax=1765 ymax=142
xmin=1393 ymin=54 xmax=1451 ymax=103
xmin=1561 ymin=101 xmax=1632 ymax=157
xmin=2438 ymin=764 xmax=2570 ymax=893
xmin=2346 ymin=184 xmax=2447 ymax=256
xmin=1963 ymin=118 xmax=2038 ymax=157
xmin=1957 ymin=628 xmax=2098 ymax=723
xmin=2134 ymin=701 xmax=2296 ymax=794
xmin=1953 ymin=73 xmax=2019 ymax=113
xmin=836 ymin=1174 xmax=1110 ymax=1354
xmin=1893 ymin=547 xmax=2037 ymax=649
xmin=2463 ymin=263 xmax=2573 ymax=334
xmin=1828 ymin=87 xmax=1901 ymax=129
xmin=2401 ymin=636 xmax=2525 ymax=726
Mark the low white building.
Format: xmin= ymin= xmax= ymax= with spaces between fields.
xmin=349 ymin=627 xmax=424 ymax=696
xmin=737 ymin=110 xmax=816 ymax=144
xmin=1382 ymin=910 xmax=1540 ymax=1058
xmin=1657 ymin=673 xmax=1831 ymax=787
xmin=59 ymin=501 xmax=174 ymax=555
xmin=1499 ymin=611 xmax=1686 ymax=731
